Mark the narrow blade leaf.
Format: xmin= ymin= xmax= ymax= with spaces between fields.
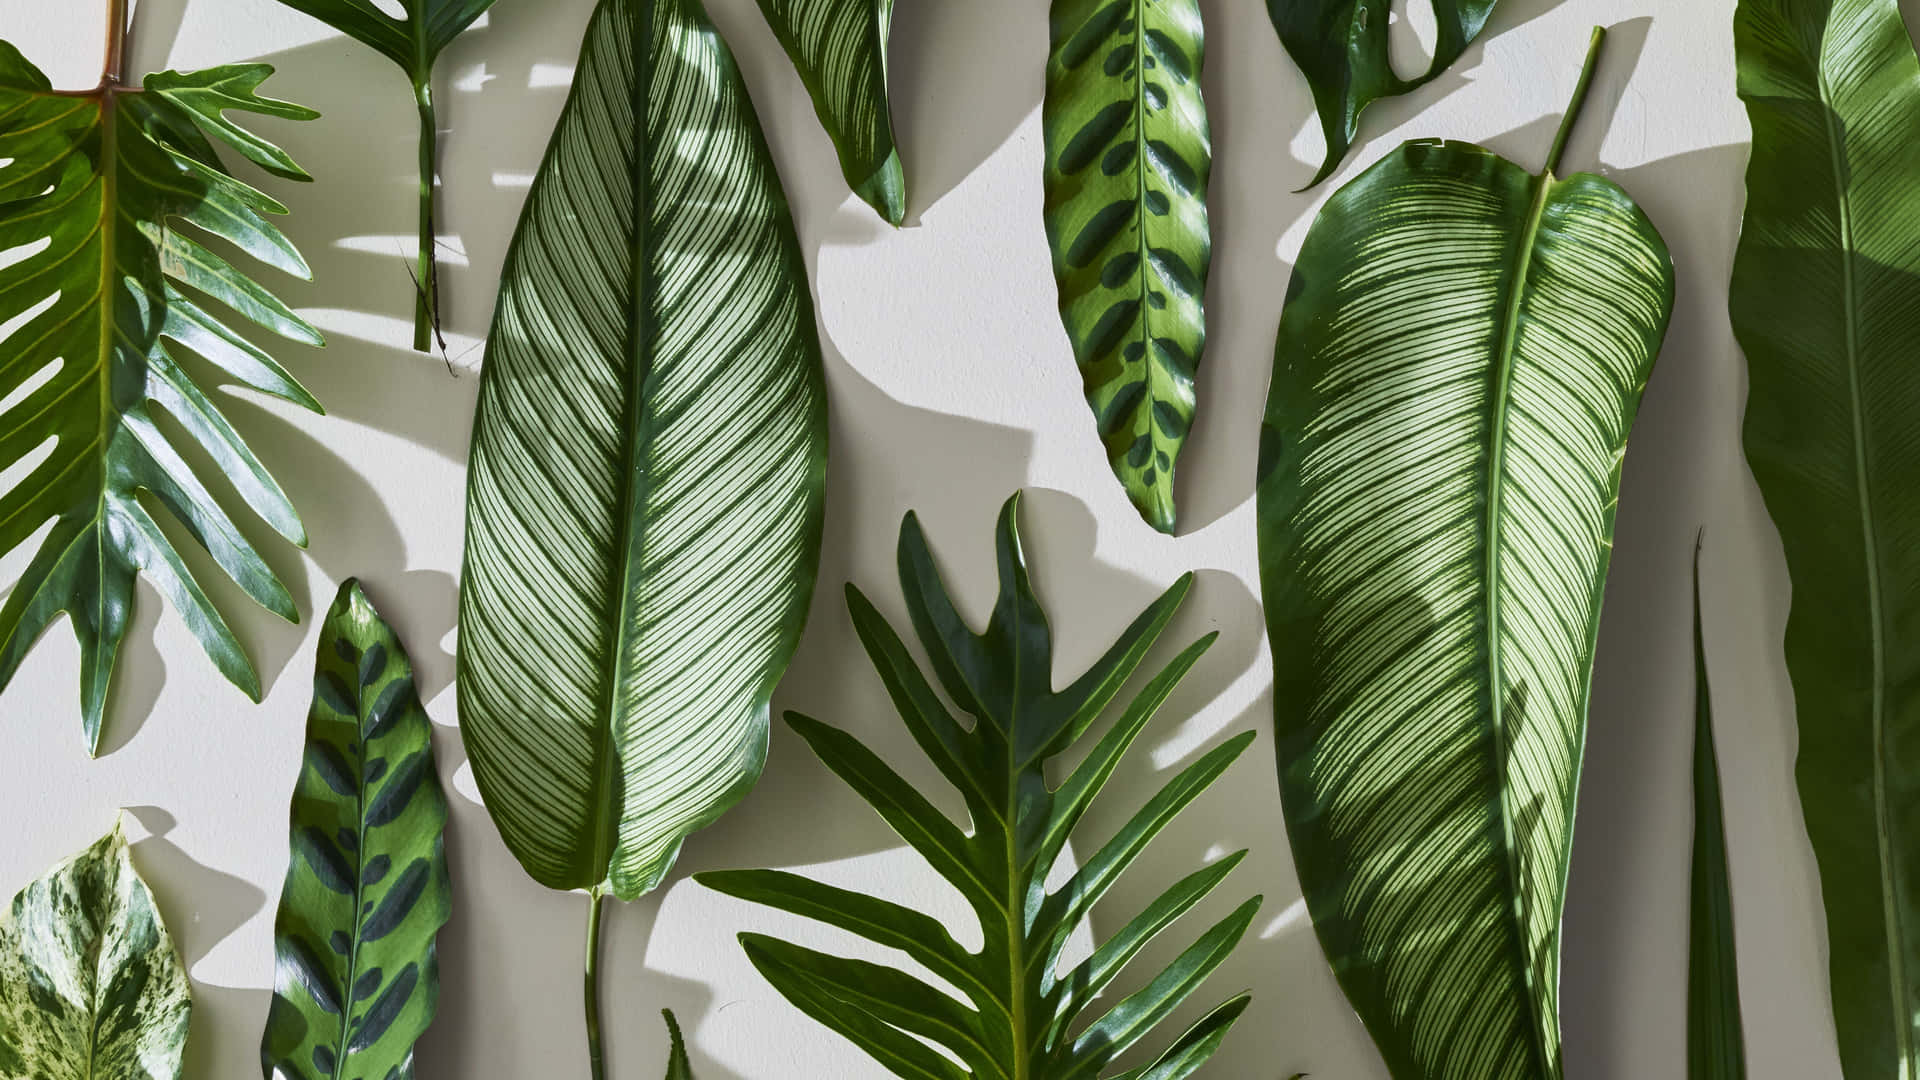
xmin=1688 ymin=548 xmax=1745 ymax=1079
xmin=754 ymin=0 xmax=903 ymax=223
xmin=663 ymin=1010 xmax=693 ymax=1080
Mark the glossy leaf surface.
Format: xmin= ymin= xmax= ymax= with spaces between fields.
xmin=458 ymin=0 xmax=828 ymax=902
xmin=1688 ymin=550 xmax=1745 ymax=1080
xmin=261 ymin=580 xmax=451 ymax=1080
xmin=1257 ymin=32 xmax=1672 ymax=1079
xmin=1731 ymin=0 xmax=1920 ymax=1073
xmin=701 ymin=495 xmax=1259 ymax=1080
xmin=1267 ymin=0 xmax=1498 ymax=186
xmin=755 ymin=0 xmax=902 ymax=223
xmin=0 ymin=821 xmax=191 ymax=1080
xmin=0 ymin=49 xmax=322 ymax=753
xmin=1044 ymin=0 xmax=1211 ymax=534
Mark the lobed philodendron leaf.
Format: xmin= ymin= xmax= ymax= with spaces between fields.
xmin=458 ymin=0 xmax=828 ymax=902
xmin=701 ymin=494 xmax=1260 ymax=1080
xmin=1731 ymin=0 xmax=1920 ymax=1074
xmin=1268 ymin=0 xmax=1499 ymax=187
xmin=1044 ymin=0 xmax=1212 ymax=535
xmin=1257 ymin=29 xmax=1672 ymax=1079
xmin=0 ymin=48 xmax=323 ymax=754
xmin=1688 ymin=547 xmax=1745 ymax=1080
xmin=261 ymin=580 xmax=450 ymax=1080
xmin=0 ymin=821 xmax=191 ymax=1080
xmin=755 ymin=0 xmax=903 ymax=224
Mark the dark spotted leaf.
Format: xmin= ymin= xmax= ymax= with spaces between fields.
xmin=754 ymin=0 xmax=903 ymax=223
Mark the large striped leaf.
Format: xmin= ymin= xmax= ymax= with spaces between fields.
xmin=261 ymin=580 xmax=450 ymax=1080
xmin=1267 ymin=0 xmax=1498 ymax=187
xmin=1043 ymin=0 xmax=1211 ymax=535
xmin=1731 ymin=0 xmax=1920 ymax=1074
xmin=1689 ymin=547 xmax=1745 ymax=1080
xmin=458 ymin=0 xmax=827 ymax=903
xmin=0 ymin=31 xmax=322 ymax=754
xmin=1255 ymin=30 xmax=1672 ymax=1079
xmin=0 ymin=820 xmax=192 ymax=1080
xmin=754 ymin=0 xmax=902 ymax=224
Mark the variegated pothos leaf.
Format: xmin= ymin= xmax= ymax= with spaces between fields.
xmin=754 ymin=0 xmax=903 ymax=223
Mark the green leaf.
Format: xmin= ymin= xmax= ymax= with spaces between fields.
xmin=1688 ymin=546 xmax=1744 ymax=1080
xmin=0 ymin=52 xmax=322 ymax=755
xmin=0 ymin=820 xmax=192 ymax=1080
xmin=260 ymin=579 xmax=451 ymax=1080
xmin=1044 ymin=0 xmax=1211 ymax=535
xmin=663 ymin=1010 xmax=693 ymax=1080
xmin=700 ymin=494 xmax=1258 ymax=1079
xmin=754 ymin=0 xmax=903 ymax=224
xmin=1730 ymin=0 xmax=1920 ymax=1072
xmin=1256 ymin=29 xmax=1672 ymax=1080
xmin=457 ymin=0 xmax=828 ymax=903
xmin=1267 ymin=0 xmax=1499 ymax=187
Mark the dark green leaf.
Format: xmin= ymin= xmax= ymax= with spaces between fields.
xmin=754 ymin=0 xmax=903 ymax=223
xmin=663 ymin=1009 xmax=693 ymax=1080
xmin=1688 ymin=545 xmax=1745 ymax=1079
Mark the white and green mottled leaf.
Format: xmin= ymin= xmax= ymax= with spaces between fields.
xmin=754 ymin=0 xmax=903 ymax=223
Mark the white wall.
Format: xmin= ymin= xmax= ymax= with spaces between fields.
xmin=0 ymin=0 xmax=1845 ymax=1076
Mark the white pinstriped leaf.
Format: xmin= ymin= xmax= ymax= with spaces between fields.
xmin=1257 ymin=130 xmax=1673 ymax=1078
xmin=457 ymin=0 xmax=828 ymax=902
xmin=754 ymin=0 xmax=902 ymax=223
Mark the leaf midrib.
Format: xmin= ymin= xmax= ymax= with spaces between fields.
xmin=331 ymin=661 xmax=373 ymax=1080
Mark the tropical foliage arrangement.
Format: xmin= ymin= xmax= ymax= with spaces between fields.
xmin=754 ymin=0 xmax=903 ymax=223
xmin=701 ymin=495 xmax=1261 ymax=1080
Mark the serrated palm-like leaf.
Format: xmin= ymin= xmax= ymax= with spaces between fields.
xmin=458 ymin=0 xmax=828 ymax=903
xmin=260 ymin=579 xmax=450 ymax=1080
xmin=0 ymin=820 xmax=191 ymax=1080
xmin=0 ymin=46 xmax=322 ymax=755
xmin=754 ymin=0 xmax=902 ymax=224
xmin=1731 ymin=1 xmax=1920 ymax=1074
xmin=1267 ymin=0 xmax=1498 ymax=187
xmin=662 ymin=1010 xmax=693 ymax=1079
xmin=1044 ymin=0 xmax=1211 ymax=535
xmin=1688 ymin=547 xmax=1744 ymax=1080
xmin=700 ymin=494 xmax=1259 ymax=1080
xmin=1256 ymin=31 xmax=1671 ymax=1080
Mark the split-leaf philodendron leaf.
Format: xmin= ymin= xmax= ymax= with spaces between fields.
xmin=1268 ymin=0 xmax=1498 ymax=187
xmin=0 ymin=34 xmax=323 ymax=755
xmin=1732 ymin=0 xmax=1920 ymax=1073
xmin=1044 ymin=0 xmax=1212 ymax=535
xmin=268 ymin=0 xmax=495 ymax=352
xmin=459 ymin=0 xmax=827 ymax=903
xmin=700 ymin=494 xmax=1260 ymax=1080
xmin=1257 ymin=29 xmax=1671 ymax=1079
xmin=755 ymin=0 xmax=903 ymax=224
xmin=0 ymin=820 xmax=191 ymax=1080
xmin=1688 ymin=547 xmax=1745 ymax=1080
xmin=261 ymin=580 xmax=451 ymax=1080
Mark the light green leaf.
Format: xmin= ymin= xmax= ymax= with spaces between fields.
xmin=1044 ymin=0 xmax=1211 ymax=534
xmin=1688 ymin=545 xmax=1744 ymax=1080
xmin=754 ymin=0 xmax=903 ymax=223
xmin=0 ymin=821 xmax=191 ymax=1080
xmin=1256 ymin=29 xmax=1672 ymax=1080
xmin=260 ymin=579 xmax=451 ymax=1080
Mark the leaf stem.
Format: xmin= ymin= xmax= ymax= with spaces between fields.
xmin=101 ymin=0 xmax=128 ymax=87
xmin=413 ymin=77 xmax=439 ymax=355
xmin=1544 ymin=26 xmax=1607 ymax=177
xmin=585 ymin=887 xmax=608 ymax=1080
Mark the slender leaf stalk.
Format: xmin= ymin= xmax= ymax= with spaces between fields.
xmin=586 ymin=887 xmax=608 ymax=1080
xmin=102 ymin=0 xmax=128 ymax=86
xmin=414 ymin=78 xmax=439 ymax=354
xmin=1546 ymin=26 xmax=1606 ymax=177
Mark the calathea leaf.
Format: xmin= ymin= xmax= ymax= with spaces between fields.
xmin=1688 ymin=545 xmax=1745 ymax=1080
xmin=261 ymin=579 xmax=451 ymax=1080
xmin=0 ymin=819 xmax=192 ymax=1080
xmin=1257 ymin=29 xmax=1672 ymax=1079
xmin=1731 ymin=0 xmax=1920 ymax=1073
xmin=754 ymin=0 xmax=903 ymax=224
xmin=700 ymin=494 xmax=1260 ymax=1080
xmin=0 ymin=27 xmax=322 ymax=755
xmin=1044 ymin=0 xmax=1211 ymax=535
xmin=267 ymin=0 xmax=496 ymax=352
xmin=1268 ymin=0 xmax=1498 ymax=187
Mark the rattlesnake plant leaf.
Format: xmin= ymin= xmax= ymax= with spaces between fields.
xmin=1731 ymin=0 xmax=1920 ymax=1072
xmin=458 ymin=0 xmax=828 ymax=903
xmin=1044 ymin=0 xmax=1211 ymax=535
xmin=260 ymin=579 xmax=450 ymax=1080
xmin=754 ymin=0 xmax=903 ymax=224
xmin=1268 ymin=0 xmax=1499 ymax=187
xmin=1688 ymin=548 xmax=1745 ymax=1080
xmin=700 ymin=494 xmax=1260 ymax=1080
xmin=1256 ymin=30 xmax=1671 ymax=1079
xmin=0 ymin=820 xmax=191 ymax=1080
xmin=662 ymin=1011 xmax=692 ymax=1079
xmin=0 ymin=44 xmax=322 ymax=755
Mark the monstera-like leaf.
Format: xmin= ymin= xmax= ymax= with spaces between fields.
xmin=1731 ymin=0 xmax=1920 ymax=1073
xmin=1257 ymin=29 xmax=1672 ymax=1079
xmin=1689 ymin=547 xmax=1745 ymax=1080
xmin=701 ymin=495 xmax=1260 ymax=1080
xmin=0 ymin=820 xmax=191 ymax=1080
xmin=754 ymin=0 xmax=902 ymax=224
xmin=261 ymin=579 xmax=450 ymax=1080
xmin=0 ymin=17 xmax=322 ymax=754
xmin=269 ymin=0 xmax=495 ymax=352
xmin=1268 ymin=0 xmax=1499 ymax=186
xmin=1044 ymin=0 xmax=1212 ymax=534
